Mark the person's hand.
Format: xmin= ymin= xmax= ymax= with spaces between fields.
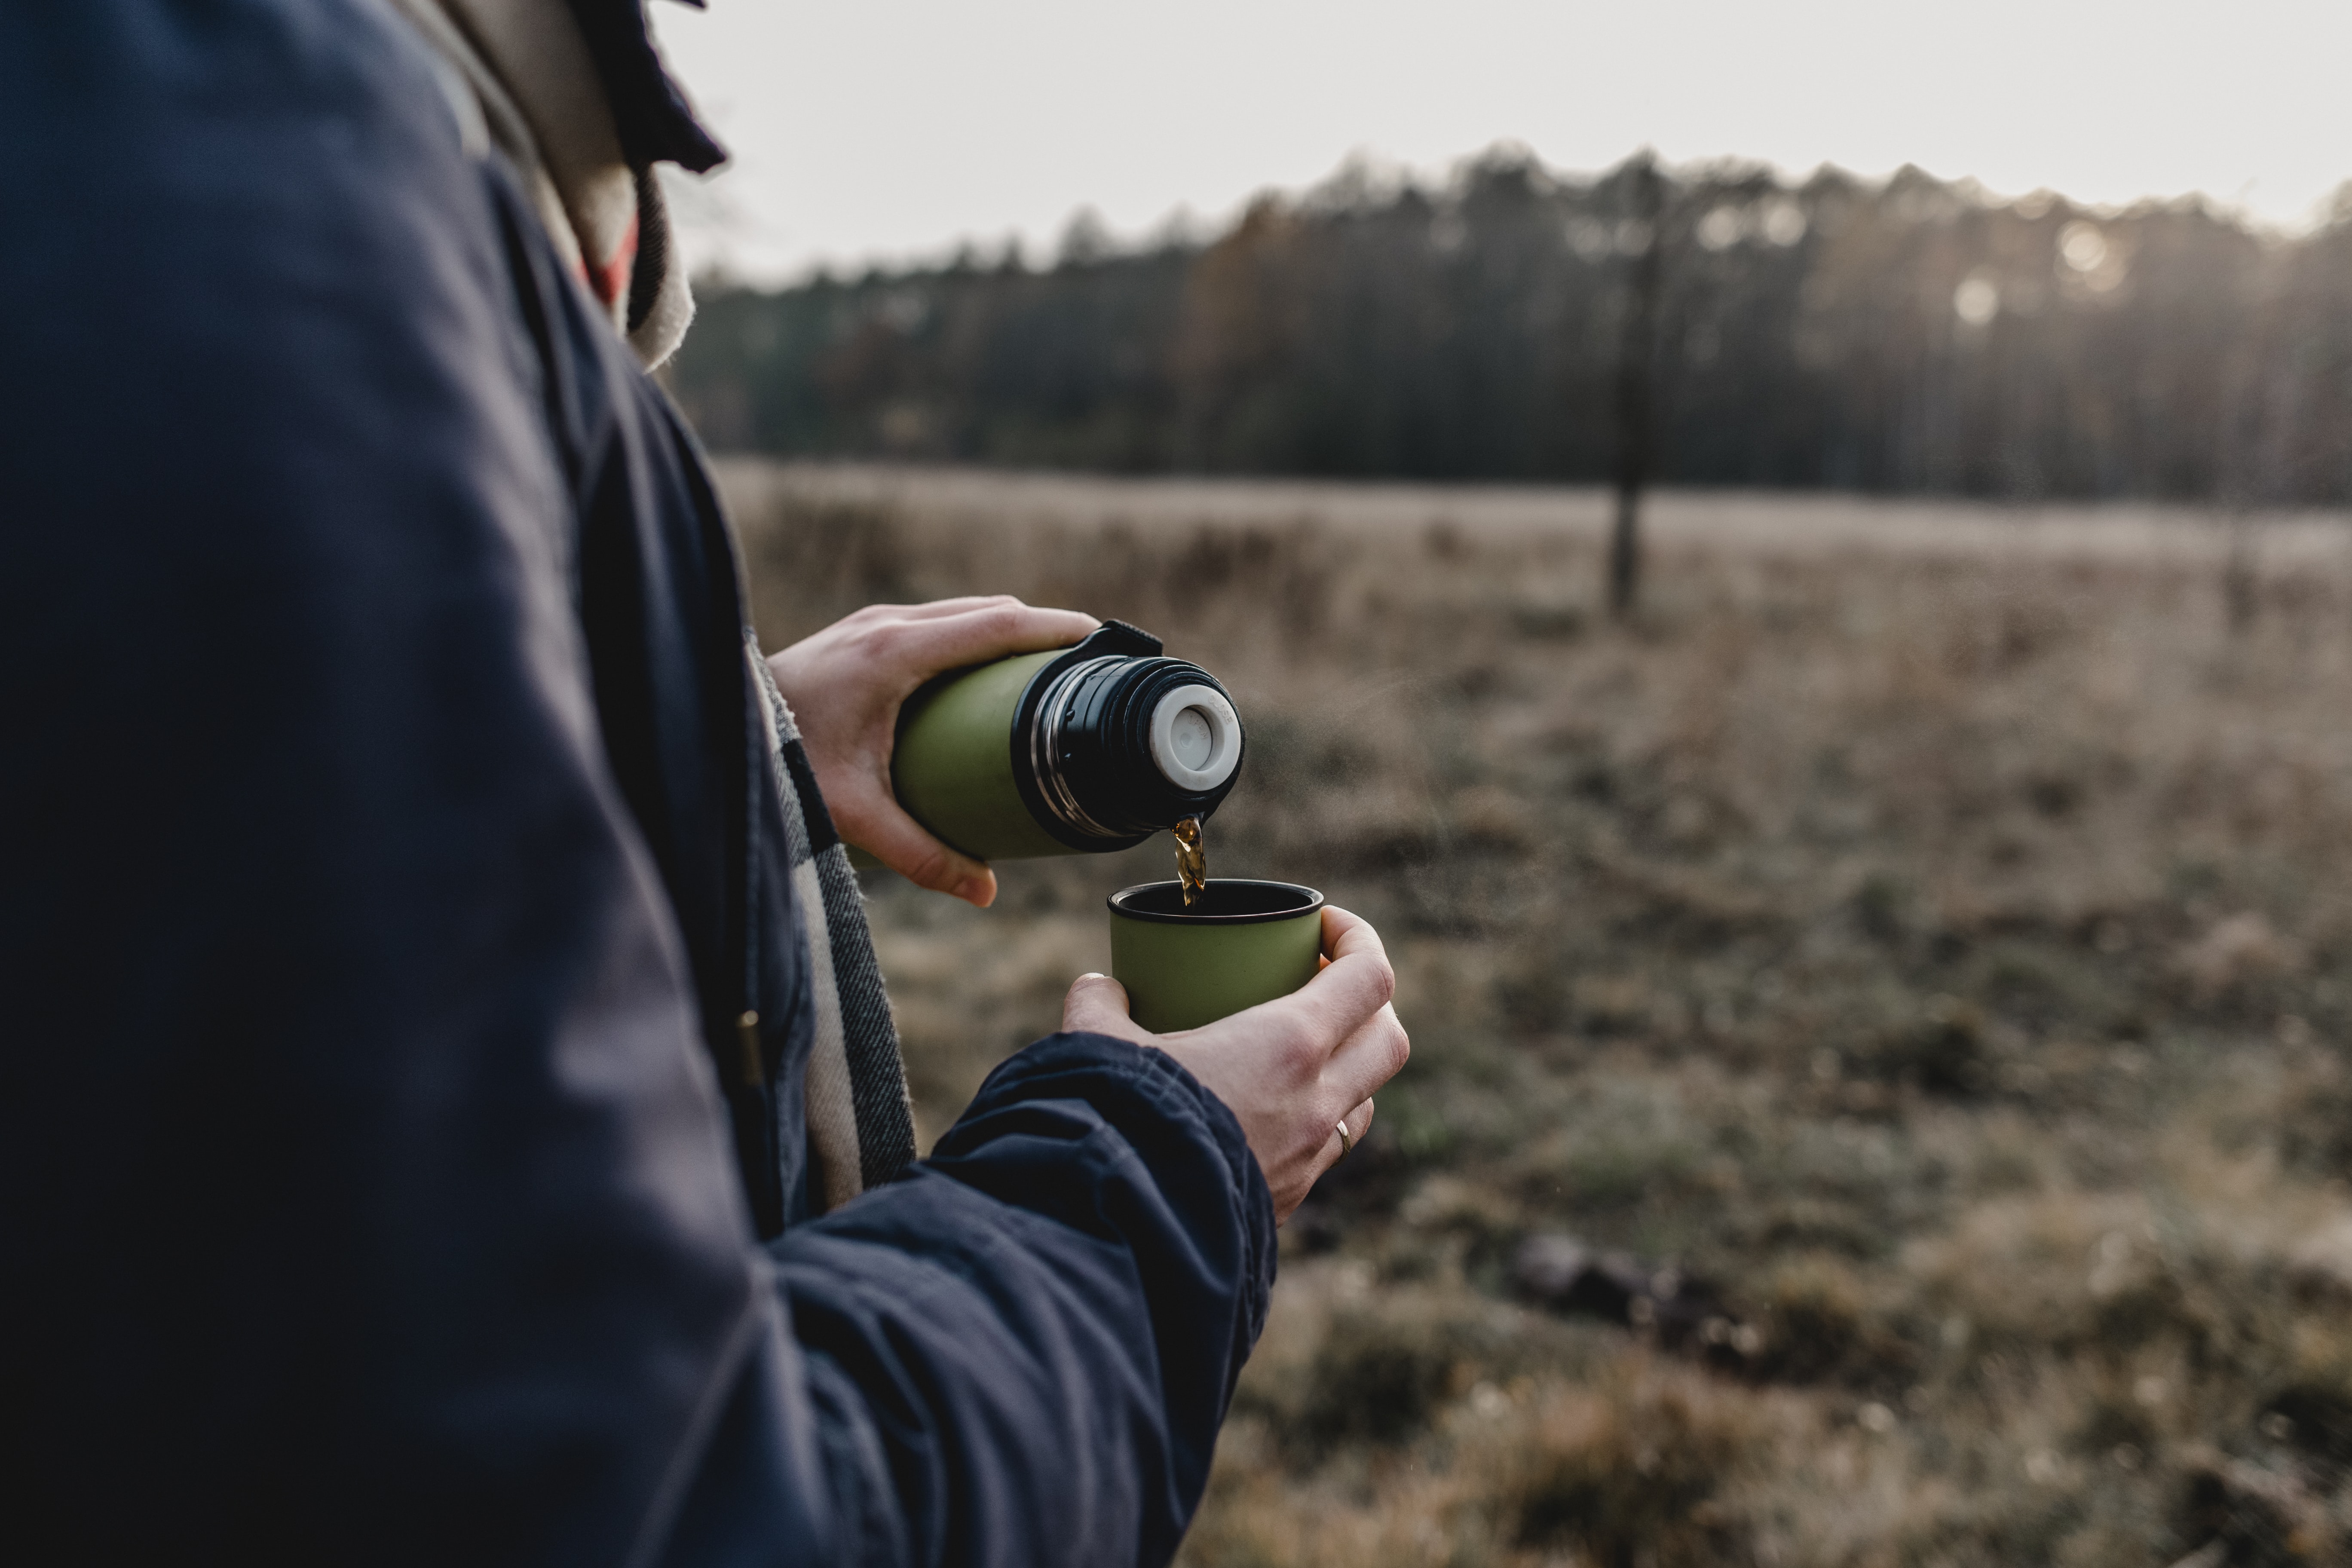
xmin=1061 ymin=906 xmax=1409 ymax=1222
xmin=765 ymin=597 xmax=1098 ymax=906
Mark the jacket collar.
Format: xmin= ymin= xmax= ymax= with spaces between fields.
xmin=404 ymin=0 xmax=716 ymax=367
xmin=561 ymin=0 xmax=726 ymax=175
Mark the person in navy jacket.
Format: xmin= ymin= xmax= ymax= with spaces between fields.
xmin=0 ymin=3 xmax=1409 ymax=1564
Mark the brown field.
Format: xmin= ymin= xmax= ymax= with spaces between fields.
xmin=722 ymin=460 xmax=2352 ymax=1568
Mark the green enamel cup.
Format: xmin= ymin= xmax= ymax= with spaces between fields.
xmin=1108 ymin=880 xmax=1326 ymax=1033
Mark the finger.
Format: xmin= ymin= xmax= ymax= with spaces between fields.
xmin=896 ymin=601 xmax=1102 ymax=675
xmin=1320 ymin=903 xmax=1382 ymax=964
xmin=858 ymin=595 xmax=1047 ymax=625
xmin=1063 ymin=972 xmax=1152 ymax=1041
xmin=1321 ymin=1002 xmax=1410 ymax=1113
xmin=1322 ymin=1099 xmax=1375 ymax=1177
xmin=845 ymin=786 xmax=998 ymax=906
xmin=1281 ymin=906 xmax=1396 ymax=1050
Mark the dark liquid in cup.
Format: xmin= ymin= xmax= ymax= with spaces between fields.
xmin=1173 ymin=815 xmax=1207 ymax=908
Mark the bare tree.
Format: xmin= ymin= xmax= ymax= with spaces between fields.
xmin=1610 ymin=155 xmax=1665 ymax=617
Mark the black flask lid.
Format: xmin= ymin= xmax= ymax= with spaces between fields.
xmin=1008 ymin=621 xmax=1243 ymax=850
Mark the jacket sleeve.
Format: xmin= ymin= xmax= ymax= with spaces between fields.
xmin=655 ymin=1035 xmax=1277 ymax=1568
xmin=785 ymin=1035 xmax=1275 ymax=1568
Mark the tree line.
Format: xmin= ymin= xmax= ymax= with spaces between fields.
xmin=668 ymin=151 xmax=2352 ymax=503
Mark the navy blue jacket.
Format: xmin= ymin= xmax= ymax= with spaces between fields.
xmin=0 ymin=5 xmax=1275 ymax=1563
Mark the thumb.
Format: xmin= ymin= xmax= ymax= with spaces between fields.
xmin=1063 ymin=973 xmax=1149 ymax=1041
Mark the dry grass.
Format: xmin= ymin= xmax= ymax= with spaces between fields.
xmin=723 ymin=461 xmax=2352 ymax=1568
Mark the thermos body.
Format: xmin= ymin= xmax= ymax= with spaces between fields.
xmin=891 ymin=647 xmax=1073 ymax=861
xmin=892 ymin=621 xmax=1244 ymax=862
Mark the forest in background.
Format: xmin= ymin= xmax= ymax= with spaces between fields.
xmin=666 ymin=152 xmax=2352 ymax=503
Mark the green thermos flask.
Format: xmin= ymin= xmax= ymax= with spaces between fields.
xmin=891 ymin=621 xmax=1245 ymax=861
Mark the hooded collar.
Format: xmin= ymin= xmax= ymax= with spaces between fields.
xmin=395 ymin=0 xmax=719 ymax=368
xmin=561 ymin=0 xmax=727 ymax=175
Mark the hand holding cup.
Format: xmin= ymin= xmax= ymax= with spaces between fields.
xmin=1063 ymin=905 xmax=1409 ymax=1222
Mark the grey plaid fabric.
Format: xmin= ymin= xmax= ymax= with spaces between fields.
xmin=749 ymin=640 xmax=917 ymax=1210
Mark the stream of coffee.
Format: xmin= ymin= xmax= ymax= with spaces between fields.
xmin=1173 ymin=815 xmax=1207 ymax=908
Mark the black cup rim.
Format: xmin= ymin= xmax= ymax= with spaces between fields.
xmin=1108 ymin=879 xmax=1326 ymax=925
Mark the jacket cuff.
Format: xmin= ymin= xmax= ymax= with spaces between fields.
xmin=943 ymin=1029 xmax=1279 ymax=1353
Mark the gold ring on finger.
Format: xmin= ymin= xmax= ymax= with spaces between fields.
xmin=1334 ymin=1119 xmax=1354 ymax=1158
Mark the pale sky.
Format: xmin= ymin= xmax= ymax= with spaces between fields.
xmin=647 ymin=0 xmax=2352 ymax=283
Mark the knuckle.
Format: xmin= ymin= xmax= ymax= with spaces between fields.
xmin=903 ymin=842 xmax=956 ymax=890
xmin=1369 ymin=959 xmax=1397 ymax=1009
xmin=1275 ymin=1016 xmax=1323 ymax=1074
